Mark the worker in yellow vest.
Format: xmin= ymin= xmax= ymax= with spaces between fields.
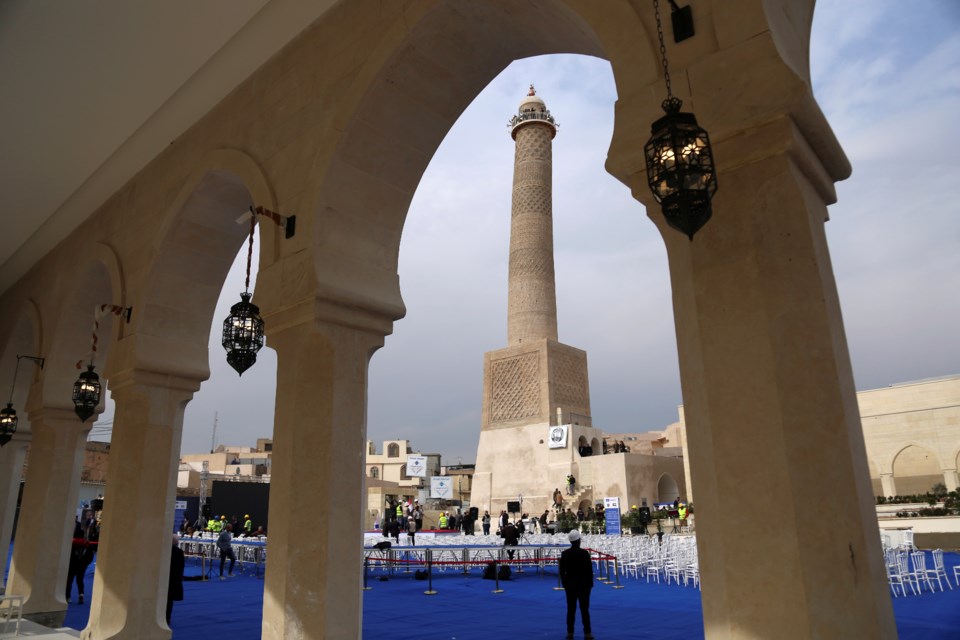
xmin=438 ymin=512 xmax=448 ymax=529
xmin=678 ymin=504 xmax=688 ymax=524
xmin=243 ymin=514 xmax=253 ymax=536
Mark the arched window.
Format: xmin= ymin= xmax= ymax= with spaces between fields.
xmin=387 ymin=443 xmax=400 ymax=458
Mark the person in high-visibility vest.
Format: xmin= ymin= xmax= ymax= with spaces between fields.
xmin=678 ymin=504 xmax=688 ymax=523
xmin=243 ymin=514 xmax=252 ymax=536
xmin=438 ymin=512 xmax=448 ymax=529
xmin=396 ymin=503 xmax=403 ymax=518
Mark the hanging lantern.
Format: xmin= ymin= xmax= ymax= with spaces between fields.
xmin=222 ymin=292 xmax=264 ymax=376
xmin=73 ymin=364 xmax=101 ymax=422
xmin=0 ymin=404 xmax=16 ymax=447
xmin=644 ymin=96 xmax=717 ymax=239
xmin=644 ymin=0 xmax=718 ymax=240
xmin=1 ymin=354 xmax=45 ymax=446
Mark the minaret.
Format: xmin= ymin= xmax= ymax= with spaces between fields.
xmin=507 ymin=85 xmax=559 ymax=345
xmin=473 ymin=87 xmax=594 ymax=515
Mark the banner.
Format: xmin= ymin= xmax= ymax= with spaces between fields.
xmin=603 ymin=496 xmax=621 ymax=536
xmin=174 ymin=500 xmax=188 ymax=533
xmin=406 ymin=455 xmax=427 ymax=478
xmin=547 ymin=425 xmax=568 ymax=449
xmin=430 ymin=476 xmax=452 ymax=499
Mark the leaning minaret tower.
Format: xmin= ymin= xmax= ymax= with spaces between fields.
xmin=473 ymin=86 xmax=595 ymax=516
xmin=507 ymin=85 xmax=559 ymax=345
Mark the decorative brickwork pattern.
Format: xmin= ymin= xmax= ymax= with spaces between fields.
xmin=552 ymin=350 xmax=588 ymax=409
xmin=490 ymin=352 xmax=541 ymax=423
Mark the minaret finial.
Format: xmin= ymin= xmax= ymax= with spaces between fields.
xmin=528 ymin=84 xmax=536 ymax=96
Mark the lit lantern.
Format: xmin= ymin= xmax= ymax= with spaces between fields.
xmin=222 ymin=292 xmax=264 ymax=376
xmin=73 ymin=364 xmax=101 ymax=422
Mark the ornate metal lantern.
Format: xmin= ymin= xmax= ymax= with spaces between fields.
xmin=73 ymin=364 xmax=101 ymax=422
xmin=0 ymin=404 xmax=16 ymax=447
xmin=222 ymin=291 xmax=264 ymax=375
xmin=644 ymin=96 xmax=717 ymax=239
xmin=1 ymin=355 xmax=45 ymax=445
xmin=644 ymin=0 xmax=718 ymax=240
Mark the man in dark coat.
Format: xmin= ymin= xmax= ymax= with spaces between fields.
xmin=167 ymin=534 xmax=185 ymax=625
xmin=560 ymin=530 xmax=593 ymax=639
xmin=501 ymin=520 xmax=519 ymax=560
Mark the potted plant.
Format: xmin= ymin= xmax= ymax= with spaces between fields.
xmin=621 ymin=510 xmax=643 ymax=535
xmin=556 ymin=510 xmax=577 ymax=533
xmin=655 ymin=511 xmax=665 ymax=543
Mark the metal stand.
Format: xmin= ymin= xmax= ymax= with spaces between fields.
xmin=611 ymin=558 xmax=625 ymax=589
xmin=362 ymin=557 xmax=372 ymax=590
xmin=424 ymin=550 xmax=437 ymax=595
xmin=492 ymin=551 xmax=504 ymax=593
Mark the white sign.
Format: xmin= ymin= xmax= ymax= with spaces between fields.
xmin=430 ymin=476 xmax=452 ymax=499
xmin=603 ymin=496 xmax=620 ymax=510
xmin=547 ymin=425 xmax=568 ymax=449
xmin=406 ymin=455 xmax=427 ymax=478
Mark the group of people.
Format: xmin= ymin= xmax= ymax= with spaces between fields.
xmin=66 ymin=512 xmax=100 ymax=605
xmin=382 ymin=498 xmax=425 ymax=545
xmin=602 ymin=438 xmax=630 ymax=454
xmin=184 ymin=513 xmax=263 ymax=538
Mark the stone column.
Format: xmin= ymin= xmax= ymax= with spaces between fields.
xmin=943 ymin=468 xmax=958 ymax=492
xmin=6 ymin=407 xmax=90 ymax=625
xmin=656 ymin=114 xmax=896 ymax=637
xmin=0 ymin=432 xmax=29 ymax=590
xmin=880 ymin=473 xmax=897 ymax=498
xmin=261 ymin=315 xmax=385 ymax=639
xmin=81 ymin=370 xmax=199 ymax=640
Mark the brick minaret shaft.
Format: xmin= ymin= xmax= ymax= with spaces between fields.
xmin=507 ymin=85 xmax=559 ymax=346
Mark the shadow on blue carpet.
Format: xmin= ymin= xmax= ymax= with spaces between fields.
xmin=57 ymin=551 xmax=960 ymax=639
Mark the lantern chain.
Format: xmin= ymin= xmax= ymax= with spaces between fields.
xmin=245 ymin=211 xmax=255 ymax=293
xmin=653 ymin=0 xmax=672 ymax=100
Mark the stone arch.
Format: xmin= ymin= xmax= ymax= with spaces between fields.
xmin=656 ymin=472 xmax=680 ymax=504
xmin=306 ymin=0 xmax=665 ymax=319
xmin=131 ymin=150 xmax=275 ymax=379
xmin=0 ymin=300 xmax=44 ymax=424
xmin=39 ymin=258 xmax=119 ymax=413
xmin=891 ymin=443 xmax=942 ymax=495
xmin=590 ymin=437 xmax=602 ymax=456
xmin=387 ymin=443 xmax=400 ymax=458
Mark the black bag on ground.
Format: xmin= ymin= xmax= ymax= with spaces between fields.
xmin=482 ymin=561 xmax=497 ymax=580
xmin=414 ymin=569 xmax=428 ymax=580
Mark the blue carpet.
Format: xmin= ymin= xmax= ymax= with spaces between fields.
xmin=52 ymin=550 xmax=960 ymax=638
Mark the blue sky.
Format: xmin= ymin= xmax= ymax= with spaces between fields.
xmin=94 ymin=2 xmax=960 ymax=463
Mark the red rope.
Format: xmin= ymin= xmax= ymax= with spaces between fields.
xmin=76 ymin=304 xmax=129 ymax=369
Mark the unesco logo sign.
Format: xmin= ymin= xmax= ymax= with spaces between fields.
xmin=548 ymin=425 xmax=567 ymax=449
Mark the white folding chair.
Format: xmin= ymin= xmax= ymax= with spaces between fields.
xmin=931 ymin=549 xmax=953 ymax=590
xmin=0 ymin=594 xmax=23 ymax=636
xmin=910 ymin=551 xmax=937 ymax=593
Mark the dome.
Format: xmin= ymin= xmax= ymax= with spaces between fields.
xmin=519 ymin=93 xmax=546 ymax=113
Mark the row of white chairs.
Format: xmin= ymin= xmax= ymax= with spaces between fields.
xmin=885 ymin=548 xmax=954 ymax=597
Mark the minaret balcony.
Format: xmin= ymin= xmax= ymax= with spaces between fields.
xmin=509 ymin=110 xmax=558 ymax=138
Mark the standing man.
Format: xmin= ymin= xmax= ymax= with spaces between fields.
xmin=167 ymin=534 xmax=185 ymax=625
xmin=217 ymin=523 xmax=236 ymax=579
xmin=560 ymin=530 xmax=593 ymax=639
xmin=482 ymin=511 xmax=491 ymax=536
xmin=243 ymin=514 xmax=253 ymax=537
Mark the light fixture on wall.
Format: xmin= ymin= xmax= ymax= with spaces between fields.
xmin=1 ymin=355 xmax=45 ymax=446
xmin=73 ymin=305 xmax=132 ymax=422
xmin=644 ymin=0 xmax=718 ymax=240
xmin=222 ymin=206 xmax=296 ymax=376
